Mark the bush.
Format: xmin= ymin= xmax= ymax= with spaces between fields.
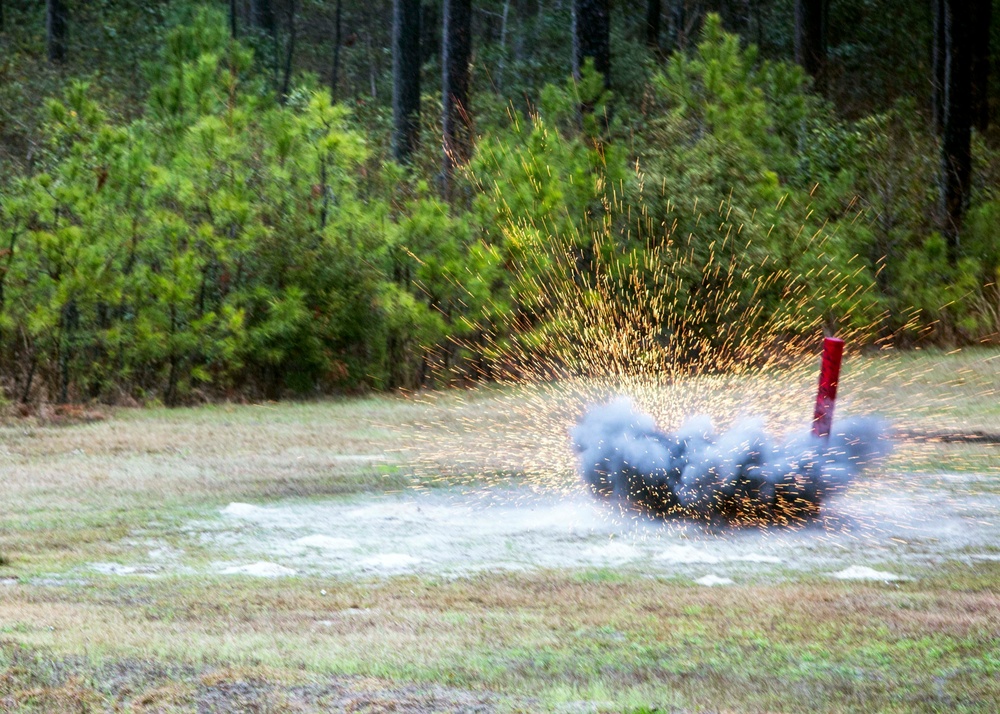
xmin=0 ymin=9 xmax=447 ymax=402
xmin=1 ymin=11 xmax=996 ymax=404
xmin=464 ymin=16 xmax=881 ymax=380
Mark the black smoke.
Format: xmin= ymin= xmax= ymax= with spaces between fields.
xmin=571 ymin=398 xmax=889 ymax=523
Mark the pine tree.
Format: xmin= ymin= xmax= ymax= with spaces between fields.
xmin=646 ymin=0 xmax=660 ymax=50
xmin=938 ymin=0 xmax=973 ymax=263
xmin=250 ymin=0 xmax=275 ymax=33
xmin=392 ymin=0 xmax=422 ymax=163
xmin=46 ymin=0 xmax=68 ymax=63
xmin=573 ymin=0 xmax=610 ymax=88
xmin=330 ymin=0 xmax=343 ymax=99
xmin=932 ymin=0 xmax=946 ymax=134
xmin=794 ymin=0 xmax=827 ymax=93
xmin=970 ymin=0 xmax=992 ymax=131
xmin=442 ymin=0 xmax=472 ymax=192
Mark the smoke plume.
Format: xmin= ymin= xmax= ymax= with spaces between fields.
xmin=571 ymin=398 xmax=890 ymax=523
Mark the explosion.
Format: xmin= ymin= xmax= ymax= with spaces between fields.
xmin=403 ymin=170 xmax=988 ymax=531
xmin=571 ymin=397 xmax=889 ymax=525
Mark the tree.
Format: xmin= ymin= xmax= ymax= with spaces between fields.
xmin=421 ymin=2 xmax=440 ymax=63
xmin=250 ymin=0 xmax=279 ymax=82
xmin=669 ymin=1 xmax=688 ymax=51
xmin=330 ymin=0 xmax=343 ymax=99
xmin=46 ymin=0 xmax=68 ymax=63
xmin=932 ymin=0 xmax=945 ymax=134
xmin=250 ymin=0 xmax=276 ymax=34
xmin=794 ymin=0 xmax=828 ymax=93
xmin=970 ymin=0 xmax=992 ymax=131
xmin=719 ymin=0 xmax=750 ymax=35
xmin=646 ymin=0 xmax=661 ymax=51
xmin=573 ymin=0 xmax=611 ymax=88
xmin=392 ymin=0 xmax=422 ymax=163
xmin=938 ymin=0 xmax=973 ymax=263
xmin=442 ymin=0 xmax=472 ymax=192
xmin=279 ymin=0 xmax=298 ymax=102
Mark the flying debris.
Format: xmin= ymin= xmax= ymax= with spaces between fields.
xmin=571 ymin=398 xmax=890 ymax=524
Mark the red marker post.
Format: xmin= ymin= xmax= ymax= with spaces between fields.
xmin=812 ymin=337 xmax=845 ymax=438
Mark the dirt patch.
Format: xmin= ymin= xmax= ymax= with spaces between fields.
xmin=128 ymin=470 xmax=1000 ymax=583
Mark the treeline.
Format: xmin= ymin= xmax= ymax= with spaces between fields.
xmin=1 ymin=2 xmax=999 ymax=404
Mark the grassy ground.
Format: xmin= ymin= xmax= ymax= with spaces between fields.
xmin=1 ymin=348 xmax=999 ymax=712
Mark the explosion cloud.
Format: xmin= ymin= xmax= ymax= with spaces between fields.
xmin=572 ymin=398 xmax=890 ymax=524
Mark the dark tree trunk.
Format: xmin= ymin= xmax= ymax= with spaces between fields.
xmin=421 ymin=2 xmax=440 ymax=64
xmin=794 ymin=0 xmax=828 ymax=93
xmin=573 ymin=0 xmax=611 ymax=88
xmin=392 ymin=0 xmax=422 ymax=163
xmin=46 ymin=0 xmax=68 ymax=63
xmin=496 ymin=0 xmax=511 ymax=90
xmin=940 ymin=0 xmax=973 ymax=263
xmin=229 ymin=0 xmax=237 ymax=37
xmin=646 ymin=0 xmax=661 ymax=50
xmin=669 ymin=0 xmax=687 ymax=51
xmin=250 ymin=0 xmax=276 ymax=33
xmin=477 ymin=2 xmax=499 ymax=45
xmin=280 ymin=0 xmax=298 ymax=102
xmin=933 ymin=0 xmax=946 ymax=134
xmin=57 ymin=300 xmax=78 ymax=404
xmin=442 ymin=0 xmax=473 ymax=192
xmin=970 ymin=0 xmax=992 ymax=132
xmin=331 ymin=0 xmax=343 ymax=99
xmin=250 ymin=0 xmax=278 ymax=82
xmin=719 ymin=0 xmax=749 ymax=35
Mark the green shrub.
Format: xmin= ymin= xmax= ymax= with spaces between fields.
xmin=1 ymin=10 xmax=996 ymax=403
xmin=0 ymin=9 xmax=449 ymax=402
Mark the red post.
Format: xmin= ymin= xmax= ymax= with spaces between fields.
xmin=812 ymin=336 xmax=844 ymax=438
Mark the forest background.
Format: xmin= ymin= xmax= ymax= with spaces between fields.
xmin=1 ymin=0 xmax=998 ymax=405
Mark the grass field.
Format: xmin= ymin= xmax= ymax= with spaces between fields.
xmin=1 ymin=349 xmax=999 ymax=712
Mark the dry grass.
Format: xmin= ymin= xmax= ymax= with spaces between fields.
xmin=0 ymin=349 xmax=998 ymax=711
xmin=1 ymin=570 xmax=999 ymax=711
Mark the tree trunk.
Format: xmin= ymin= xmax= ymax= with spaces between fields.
xmin=496 ymin=0 xmax=511 ymax=89
xmin=46 ymin=0 xmax=68 ymax=63
xmin=940 ymin=0 xmax=973 ymax=263
xmin=229 ymin=0 xmax=237 ymax=38
xmin=442 ymin=0 xmax=473 ymax=193
xmin=669 ymin=0 xmax=686 ymax=51
xmin=719 ymin=0 xmax=749 ymax=35
xmin=932 ymin=0 xmax=946 ymax=134
xmin=250 ymin=0 xmax=278 ymax=82
xmin=280 ymin=0 xmax=298 ymax=103
xmin=58 ymin=300 xmax=78 ymax=404
xmin=421 ymin=2 xmax=440 ymax=64
xmin=646 ymin=0 xmax=661 ymax=51
xmin=331 ymin=0 xmax=343 ymax=99
xmin=392 ymin=0 xmax=422 ymax=163
xmin=970 ymin=0 xmax=992 ymax=132
xmin=573 ymin=0 xmax=611 ymax=88
xmin=794 ymin=0 xmax=828 ymax=93
xmin=250 ymin=0 xmax=276 ymax=33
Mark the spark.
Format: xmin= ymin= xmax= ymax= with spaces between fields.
xmin=391 ymin=168 xmax=999 ymax=544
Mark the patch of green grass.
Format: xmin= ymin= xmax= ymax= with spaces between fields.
xmin=3 ymin=572 xmax=999 ymax=711
xmin=572 ymin=568 xmax=633 ymax=584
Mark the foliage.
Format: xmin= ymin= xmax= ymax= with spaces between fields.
xmin=1 ymin=7 xmax=999 ymax=403
xmin=467 ymin=17 xmax=881 ymax=376
xmin=0 ymin=9 xmax=448 ymax=402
